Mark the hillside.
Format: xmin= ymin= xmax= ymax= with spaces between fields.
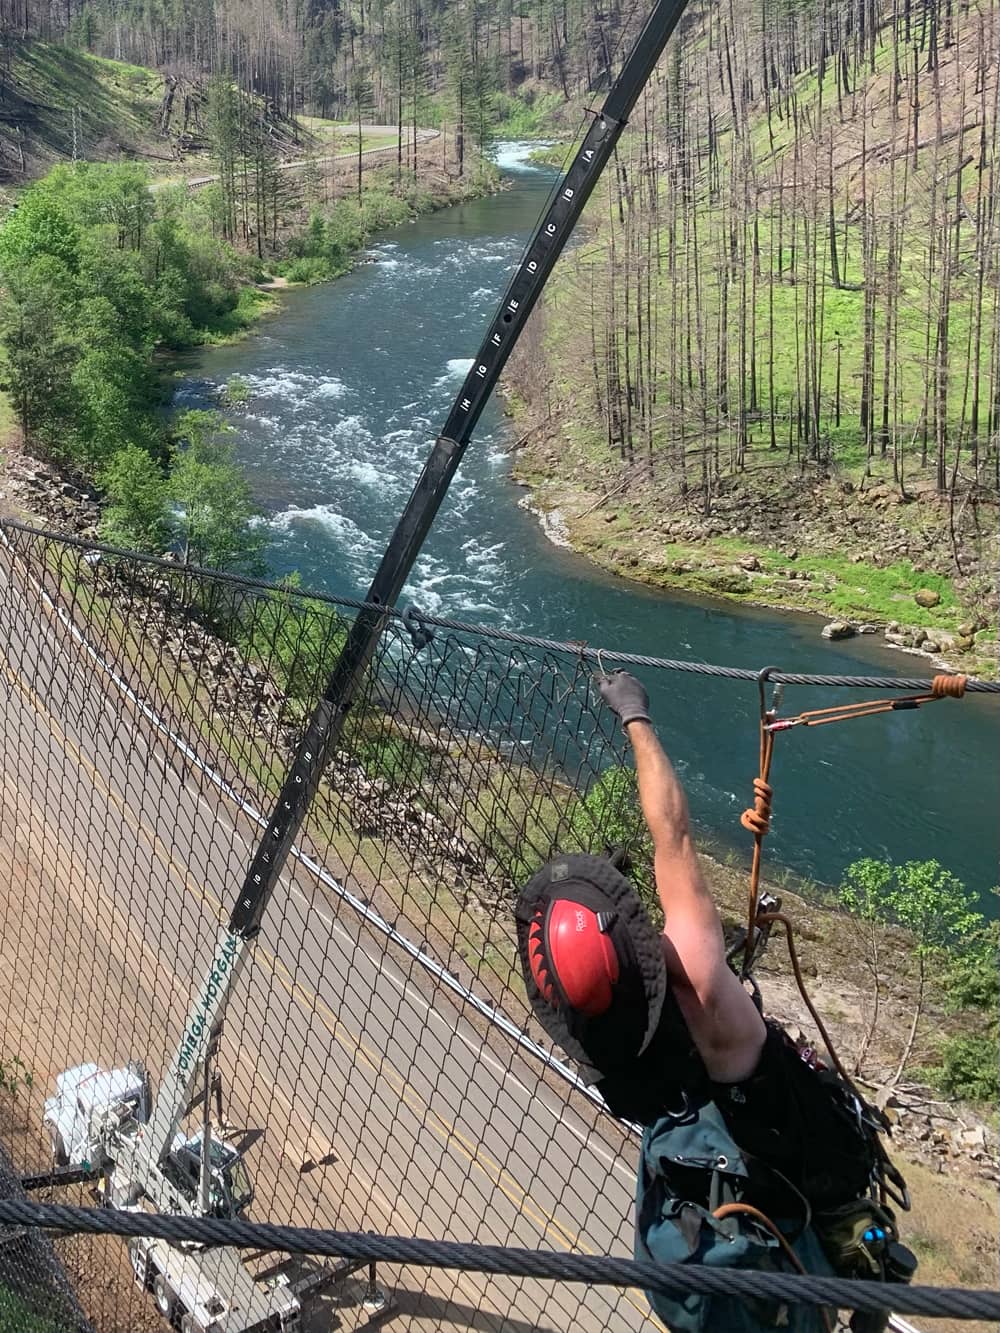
xmin=0 ymin=42 xmax=167 ymax=185
xmin=506 ymin=0 xmax=999 ymax=673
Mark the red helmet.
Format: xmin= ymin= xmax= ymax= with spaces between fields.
xmin=527 ymin=898 xmax=621 ymax=1017
xmin=516 ymin=855 xmax=666 ymax=1079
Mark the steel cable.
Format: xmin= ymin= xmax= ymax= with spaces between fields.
xmin=3 ymin=520 xmax=996 ymax=692
xmin=1 ymin=1200 xmax=999 ymax=1321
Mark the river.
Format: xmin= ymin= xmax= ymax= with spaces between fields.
xmin=174 ymin=143 xmax=999 ymax=899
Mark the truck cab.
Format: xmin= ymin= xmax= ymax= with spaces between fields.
xmin=43 ymin=1062 xmax=150 ymax=1169
xmin=164 ymin=1132 xmax=255 ymax=1219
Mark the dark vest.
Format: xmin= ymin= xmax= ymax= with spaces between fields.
xmin=596 ymin=987 xmax=710 ymax=1125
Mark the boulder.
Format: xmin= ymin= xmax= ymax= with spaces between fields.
xmin=914 ymin=588 xmax=941 ymax=608
xmin=959 ymin=1126 xmax=987 ymax=1151
xmin=822 ymin=620 xmax=855 ymax=641
xmin=922 ymin=639 xmax=940 ymax=654
xmin=954 ymin=635 xmax=975 ymax=653
xmin=738 ymin=554 xmax=761 ymax=572
xmin=703 ymin=570 xmax=752 ymax=595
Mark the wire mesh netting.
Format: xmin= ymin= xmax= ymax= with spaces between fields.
xmin=0 ymin=520 xmax=666 ymax=1333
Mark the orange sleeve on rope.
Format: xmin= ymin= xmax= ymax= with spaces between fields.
xmin=931 ymin=673 xmax=966 ymax=698
xmin=740 ymin=777 xmax=772 ymax=836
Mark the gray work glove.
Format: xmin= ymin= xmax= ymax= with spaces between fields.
xmin=598 ymin=670 xmax=651 ymax=729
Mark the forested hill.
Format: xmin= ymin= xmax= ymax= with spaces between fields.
xmin=1 ymin=0 xmax=997 ymax=660
xmin=506 ymin=0 xmax=999 ymax=665
xmin=0 ymin=0 xmax=616 ymax=145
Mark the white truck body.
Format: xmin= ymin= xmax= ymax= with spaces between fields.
xmin=43 ymin=1063 xmax=148 ymax=1169
xmin=44 ymin=926 xmax=363 ymax=1329
xmin=129 ymin=1229 xmax=302 ymax=1333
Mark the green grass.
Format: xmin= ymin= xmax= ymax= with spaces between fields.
xmin=297 ymin=114 xmax=352 ymax=140
xmin=0 ymin=1286 xmax=66 ymax=1333
xmin=0 ymin=389 xmax=17 ymax=446
xmin=567 ymin=516 xmax=966 ymax=630
xmin=196 ymin=287 xmax=275 ymax=343
xmin=748 ymin=28 xmax=901 ymax=166
xmin=641 ymin=208 xmax=993 ymax=462
xmin=764 ymin=551 xmax=960 ymax=626
xmin=542 ymin=11 xmax=996 ymax=485
xmin=491 ymin=89 xmax=566 ymax=138
xmin=527 ymin=142 xmax=570 ymax=168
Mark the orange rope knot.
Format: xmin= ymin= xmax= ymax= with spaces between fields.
xmin=740 ymin=777 xmax=773 ymax=836
xmin=931 ymin=673 xmax=966 ymax=698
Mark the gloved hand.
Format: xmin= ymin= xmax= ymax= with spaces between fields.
xmin=598 ymin=670 xmax=651 ymax=729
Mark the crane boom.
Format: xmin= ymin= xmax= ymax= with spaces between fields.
xmin=132 ymin=929 xmax=249 ymax=1180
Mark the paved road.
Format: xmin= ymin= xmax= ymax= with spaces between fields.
xmin=160 ymin=126 xmax=441 ymax=192
xmin=0 ymin=540 xmax=657 ymax=1333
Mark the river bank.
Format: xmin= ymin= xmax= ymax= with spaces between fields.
xmin=502 ymin=379 xmax=1000 ymax=681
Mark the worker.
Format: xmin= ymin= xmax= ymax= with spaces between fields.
xmin=515 ymin=669 xmax=911 ymax=1333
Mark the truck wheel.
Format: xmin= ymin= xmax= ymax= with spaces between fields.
xmin=43 ymin=1120 xmax=69 ymax=1167
xmin=152 ymin=1273 xmax=176 ymax=1322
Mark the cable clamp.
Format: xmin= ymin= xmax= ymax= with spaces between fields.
xmin=401 ymin=604 xmax=435 ymax=652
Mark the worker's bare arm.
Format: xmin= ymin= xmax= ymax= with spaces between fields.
xmin=627 ymin=720 xmax=765 ymax=1082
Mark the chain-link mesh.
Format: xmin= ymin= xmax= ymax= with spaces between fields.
xmin=0 ymin=522 xmax=666 ymax=1333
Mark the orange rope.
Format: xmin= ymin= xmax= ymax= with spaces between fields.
xmin=770 ymin=673 xmax=967 ymax=731
xmin=930 ymin=672 xmax=968 ymax=697
xmin=740 ymin=723 xmax=775 ymax=977
xmin=740 ymin=670 xmax=968 ymax=1079
xmin=712 ymin=1204 xmax=836 ymax=1333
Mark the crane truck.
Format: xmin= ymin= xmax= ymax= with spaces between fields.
xmin=42 ymin=924 xmax=382 ymax=1332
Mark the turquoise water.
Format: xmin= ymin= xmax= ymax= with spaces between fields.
xmin=174 ymin=145 xmax=999 ymax=899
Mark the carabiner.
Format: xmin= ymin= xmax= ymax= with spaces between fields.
xmin=756 ymin=665 xmax=783 ymax=722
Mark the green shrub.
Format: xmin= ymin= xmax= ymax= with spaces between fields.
xmin=491 ymin=89 xmax=564 ymax=138
xmin=224 ymin=375 xmax=250 ymax=405
xmin=282 ymin=256 xmax=332 ymax=284
xmin=0 ymin=1053 xmax=33 ymax=1095
xmin=923 ymin=1031 xmax=998 ymax=1102
xmin=940 ymin=920 xmax=999 ymax=1012
xmin=568 ymin=765 xmax=645 ymax=853
xmin=567 ymin=765 xmax=656 ymax=914
xmin=98 ymin=444 xmax=170 ymax=552
xmin=233 ymin=582 xmax=348 ymax=704
xmin=355 ymin=733 xmax=431 ymax=788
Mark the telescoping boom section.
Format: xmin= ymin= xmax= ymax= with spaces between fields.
xmin=115 ymin=927 xmax=251 ymax=1204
